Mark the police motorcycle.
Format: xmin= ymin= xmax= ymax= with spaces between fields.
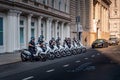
xmin=36 ymin=43 xmax=50 ymax=61
xmin=37 ymin=35 xmax=54 ymax=60
xmin=56 ymin=44 xmax=67 ymax=57
xmin=48 ymin=40 xmax=61 ymax=58
xmin=63 ymin=42 xmax=73 ymax=56
xmin=21 ymin=45 xmax=41 ymax=62
xmin=21 ymin=49 xmax=33 ymax=62
xmin=72 ymin=40 xmax=82 ymax=54
xmin=20 ymin=36 xmax=47 ymax=62
xmin=70 ymin=44 xmax=78 ymax=55
xmin=79 ymin=42 xmax=87 ymax=53
xmin=21 ymin=37 xmax=41 ymax=61
xmin=72 ymin=41 xmax=80 ymax=54
xmin=43 ymin=43 xmax=56 ymax=60
xmin=63 ymin=44 xmax=70 ymax=56
xmin=64 ymin=38 xmax=78 ymax=55
xmin=55 ymin=37 xmax=67 ymax=57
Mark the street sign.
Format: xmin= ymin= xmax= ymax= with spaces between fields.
xmin=76 ymin=24 xmax=83 ymax=32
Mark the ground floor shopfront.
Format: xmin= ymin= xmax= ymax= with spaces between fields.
xmin=0 ymin=10 xmax=70 ymax=53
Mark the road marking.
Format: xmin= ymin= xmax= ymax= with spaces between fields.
xmin=63 ymin=64 xmax=69 ymax=67
xmin=46 ymin=69 xmax=55 ymax=73
xmin=75 ymin=60 xmax=81 ymax=63
xmin=22 ymin=76 xmax=34 ymax=80
xmin=84 ymin=58 xmax=88 ymax=60
xmin=97 ymin=53 xmax=100 ymax=55
xmin=91 ymin=55 xmax=95 ymax=58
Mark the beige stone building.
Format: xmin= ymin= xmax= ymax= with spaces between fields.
xmin=70 ymin=0 xmax=111 ymax=46
xmin=109 ymin=0 xmax=120 ymax=38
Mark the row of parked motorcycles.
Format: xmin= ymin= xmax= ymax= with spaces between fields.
xmin=20 ymin=40 xmax=87 ymax=62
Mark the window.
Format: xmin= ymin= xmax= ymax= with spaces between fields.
xmin=31 ymin=21 xmax=35 ymax=37
xmin=57 ymin=25 xmax=60 ymax=37
xmin=41 ymin=23 xmax=43 ymax=35
xmin=31 ymin=28 xmax=35 ymax=37
xmin=65 ymin=3 xmax=67 ymax=12
xmin=20 ymin=20 xmax=25 ymax=44
xmin=43 ymin=0 xmax=46 ymax=5
xmin=51 ymin=0 xmax=54 ymax=8
xmin=59 ymin=0 xmax=61 ymax=10
xmin=0 ymin=17 xmax=3 ymax=45
xmin=115 ymin=0 xmax=117 ymax=7
xmin=22 ymin=0 xmax=28 ymax=3
xmin=114 ymin=10 xmax=117 ymax=15
xmin=31 ymin=22 xmax=35 ymax=26
xmin=20 ymin=20 xmax=24 ymax=25
xmin=93 ymin=5 xmax=95 ymax=19
xmin=34 ymin=2 xmax=39 ymax=7
xmin=20 ymin=27 xmax=24 ymax=43
xmin=51 ymin=23 xmax=54 ymax=37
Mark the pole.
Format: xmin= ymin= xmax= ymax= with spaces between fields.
xmin=76 ymin=16 xmax=80 ymax=40
xmin=77 ymin=21 xmax=79 ymax=40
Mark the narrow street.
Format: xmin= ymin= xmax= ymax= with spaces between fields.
xmin=0 ymin=0 xmax=119 ymax=80
xmin=0 ymin=45 xmax=120 ymax=80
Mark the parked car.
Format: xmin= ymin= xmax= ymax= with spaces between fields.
xmin=92 ymin=39 xmax=109 ymax=48
xmin=108 ymin=38 xmax=119 ymax=46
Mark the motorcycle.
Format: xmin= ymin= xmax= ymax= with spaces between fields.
xmin=73 ymin=41 xmax=82 ymax=54
xmin=20 ymin=45 xmax=41 ymax=62
xmin=79 ymin=42 xmax=87 ymax=53
xmin=49 ymin=44 xmax=61 ymax=58
xmin=64 ymin=44 xmax=72 ymax=56
xmin=39 ymin=43 xmax=55 ymax=60
xmin=57 ymin=45 xmax=67 ymax=57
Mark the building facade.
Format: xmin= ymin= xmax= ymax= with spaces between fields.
xmin=91 ymin=0 xmax=111 ymax=45
xmin=109 ymin=0 xmax=120 ymax=38
xmin=0 ymin=0 xmax=70 ymax=53
xmin=70 ymin=0 xmax=111 ymax=46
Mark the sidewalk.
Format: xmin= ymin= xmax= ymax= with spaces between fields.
xmin=0 ymin=52 xmax=21 ymax=66
xmin=0 ymin=46 xmax=90 ymax=66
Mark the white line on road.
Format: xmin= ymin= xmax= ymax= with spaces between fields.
xmin=97 ymin=53 xmax=100 ymax=55
xmin=91 ymin=55 xmax=95 ymax=58
xmin=84 ymin=58 xmax=88 ymax=60
xmin=75 ymin=60 xmax=81 ymax=63
xmin=46 ymin=69 xmax=55 ymax=73
xmin=63 ymin=64 xmax=69 ymax=67
xmin=22 ymin=76 xmax=34 ymax=80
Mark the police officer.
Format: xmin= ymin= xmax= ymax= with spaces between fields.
xmin=67 ymin=38 xmax=71 ymax=48
xmin=38 ymin=35 xmax=44 ymax=43
xmin=63 ymin=37 xmax=68 ymax=47
xmin=56 ymin=37 xmax=61 ymax=48
xmin=49 ymin=37 xmax=55 ymax=49
xmin=28 ymin=37 xmax=36 ymax=61
xmin=38 ymin=39 xmax=46 ymax=52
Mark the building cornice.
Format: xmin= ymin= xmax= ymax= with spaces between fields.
xmin=109 ymin=18 xmax=120 ymax=19
xmin=103 ymin=0 xmax=112 ymax=5
xmin=0 ymin=0 xmax=71 ymax=21
xmin=94 ymin=0 xmax=111 ymax=9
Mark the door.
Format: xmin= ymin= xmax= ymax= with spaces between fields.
xmin=0 ymin=17 xmax=3 ymax=46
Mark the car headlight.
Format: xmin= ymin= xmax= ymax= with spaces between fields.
xmin=98 ymin=43 xmax=102 ymax=45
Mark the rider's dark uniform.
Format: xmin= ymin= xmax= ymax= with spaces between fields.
xmin=28 ymin=39 xmax=36 ymax=60
xmin=56 ymin=38 xmax=60 ymax=48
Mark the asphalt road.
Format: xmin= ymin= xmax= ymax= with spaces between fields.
xmin=0 ymin=47 xmax=120 ymax=80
